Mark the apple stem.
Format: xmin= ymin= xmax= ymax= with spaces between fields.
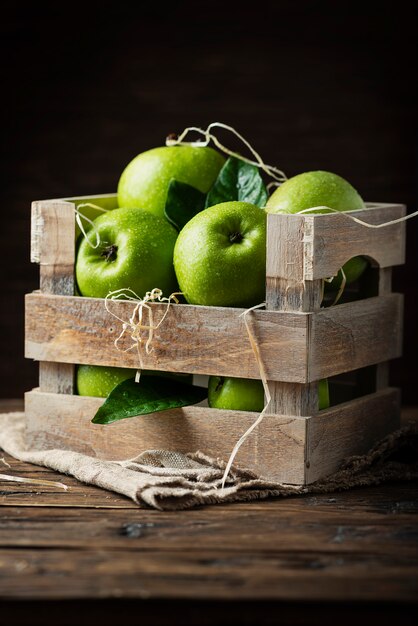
xmin=101 ymin=244 xmax=118 ymax=262
xmin=229 ymin=232 xmax=243 ymax=243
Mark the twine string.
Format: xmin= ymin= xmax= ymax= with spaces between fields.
xmin=221 ymin=303 xmax=271 ymax=488
xmin=104 ymin=288 xmax=182 ymax=379
xmin=297 ymin=205 xmax=418 ymax=228
xmin=166 ymin=121 xmax=288 ymax=184
xmin=75 ymin=202 xmax=110 ymax=249
xmin=0 ymin=473 xmax=69 ymax=490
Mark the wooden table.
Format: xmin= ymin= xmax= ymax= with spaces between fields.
xmin=1 ymin=401 xmax=417 ymax=626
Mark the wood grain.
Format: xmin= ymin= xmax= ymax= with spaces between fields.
xmin=24 ymin=389 xmax=307 ymax=484
xmin=1 ymin=498 xmax=417 ymax=553
xmin=267 ymin=204 xmax=406 ymax=282
xmin=31 ymin=199 xmax=76 ymax=294
xmin=308 ymin=294 xmax=403 ymax=380
xmin=265 ymin=224 xmax=322 ymax=415
xmin=305 ymin=388 xmax=401 ymax=482
xmin=38 ymin=363 xmax=74 ymax=394
xmin=375 ymin=267 xmax=393 ymax=390
xmin=25 ymin=292 xmax=310 ymax=382
xmin=25 ymin=292 xmax=403 ymax=383
xmin=0 ymin=546 xmax=417 ymax=602
xmin=32 ymin=200 xmax=76 ymax=395
xmin=24 ymin=387 xmax=402 ymax=485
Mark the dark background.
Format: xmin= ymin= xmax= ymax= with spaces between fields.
xmin=1 ymin=1 xmax=417 ymax=401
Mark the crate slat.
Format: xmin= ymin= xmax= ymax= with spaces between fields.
xmin=24 ymin=387 xmax=400 ymax=485
xmin=267 ymin=204 xmax=406 ymax=282
xmin=305 ymin=387 xmax=400 ymax=483
xmin=25 ymin=292 xmax=309 ymax=382
xmin=32 ymin=200 xmax=76 ymax=395
xmin=24 ymin=389 xmax=307 ymax=484
xmin=308 ymin=293 xmax=403 ymax=380
xmin=25 ymin=292 xmax=403 ymax=382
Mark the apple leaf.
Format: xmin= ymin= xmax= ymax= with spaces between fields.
xmin=91 ymin=376 xmax=207 ymax=425
xmin=164 ymin=179 xmax=206 ymax=231
xmin=205 ymin=157 xmax=268 ymax=208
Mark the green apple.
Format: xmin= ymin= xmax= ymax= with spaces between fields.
xmin=117 ymin=146 xmax=225 ymax=219
xmin=208 ymin=376 xmax=265 ymax=412
xmin=76 ymin=207 xmax=178 ymax=299
xmin=174 ymin=201 xmax=266 ymax=307
xmin=77 ymin=365 xmax=135 ymax=398
xmin=76 ymin=364 xmax=193 ymax=398
xmin=208 ymin=376 xmax=330 ymax=411
xmin=267 ymin=170 xmax=366 ymax=287
xmin=266 ymin=170 xmax=365 ymax=215
xmin=325 ymin=255 xmax=369 ymax=291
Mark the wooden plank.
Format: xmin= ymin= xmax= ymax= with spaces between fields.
xmin=266 ymin=213 xmax=306 ymax=284
xmin=0 ymin=547 xmax=417 ymax=602
xmin=267 ymin=204 xmax=406 ymax=282
xmin=25 ymin=292 xmax=310 ymax=383
xmin=38 ymin=363 xmax=74 ymax=394
xmin=31 ymin=200 xmax=76 ymax=293
xmin=306 ymin=388 xmax=401 ymax=483
xmin=266 ymin=276 xmax=323 ymax=312
xmin=307 ymin=204 xmax=406 ymax=280
xmin=266 ymin=218 xmax=322 ymax=420
xmin=1 ymin=500 xmax=417 ymax=554
xmin=308 ymin=294 xmax=403 ymax=380
xmin=31 ymin=200 xmax=76 ymax=395
xmin=375 ymin=267 xmax=393 ymax=389
xmin=24 ymin=389 xmax=307 ymax=484
xmin=24 ymin=388 xmax=402 ymax=485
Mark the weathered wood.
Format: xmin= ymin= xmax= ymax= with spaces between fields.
xmin=24 ymin=387 xmax=400 ymax=485
xmin=32 ymin=200 xmax=76 ymax=395
xmin=38 ymin=363 xmax=74 ymax=394
xmin=266 ymin=277 xmax=323 ymax=312
xmin=305 ymin=388 xmax=401 ymax=483
xmin=375 ymin=267 xmax=393 ymax=389
xmin=1 ymin=499 xmax=417 ymax=554
xmin=25 ymin=291 xmax=404 ymax=383
xmin=267 ymin=221 xmax=324 ymax=416
xmin=31 ymin=200 xmax=76 ymax=293
xmin=267 ymin=381 xmax=318 ymax=417
xmin=0 ymin=543 xmax=417 ymax=603
xmin=25 ymin=292 xmax=310 ymax=382
xmin=308 ymin=294 xmax=403 ymax=380
xmin=24 ymin=389 xmax=307 ymax=484
xmin=267 ymin=204 xmax=406 ymax=282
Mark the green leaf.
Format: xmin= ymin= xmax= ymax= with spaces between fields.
xmin=91 ymin=376 xmax=207 ymax=425
xmin=205 ymin=156 xmax=268 ymax=208
xmin=164 ymin=179 xmax=206 ymax=231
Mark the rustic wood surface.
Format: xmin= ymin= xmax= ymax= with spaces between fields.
xmin=267 ymin=205 xmax=406 ymax=283
xmin=24 ymin=386 xmax=400 ymax=486
xmin=25 ymin=291 xmax=310 ymax=382
xmin=308 ymin=294 xmax=403 ymax=379
xmin=305 ymin=388 xmax=400 ymax=483
xmin=1 ymin=399 xmax=417 ymax=626
xmin=24 ymin=388 xmax=308 ymax=483
xmin=33 ymin=200 xmax=76 ymax=396
xmin=25 ymin=292 xmax=403 ymax=383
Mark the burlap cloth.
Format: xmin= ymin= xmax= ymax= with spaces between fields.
xmin=0 ymin=412 xmax=417 ymax=510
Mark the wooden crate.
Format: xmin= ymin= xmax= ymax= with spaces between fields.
xmin=24 ymin=195 xmax=406 ymax=484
